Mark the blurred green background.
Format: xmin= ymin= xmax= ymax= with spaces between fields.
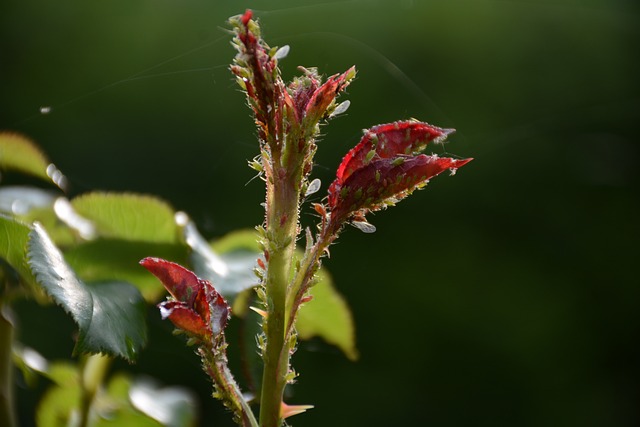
xmin=2 ymin=0 xmax=639 ymax=426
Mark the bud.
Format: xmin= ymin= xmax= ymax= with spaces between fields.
xmin=140 ymin=257 xmax=231 ymax=342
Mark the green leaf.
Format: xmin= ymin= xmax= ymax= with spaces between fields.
xmin=65 ymin=239 xmax=187 ymax=303
xmin=27 ymin=224 xmax=147 ymax=361
xmin=71 ymin=192 xmax=178 ymax=243
xmin=0 ymin=214 xmax=38 ymax=289
xmin=36 ymin=373 xmax=81 ymax=427
xmin=205 ymin=228 xmax=358 ymax=360
xmin=125 ymin=376 xmax=197 ymax=427
xmin=210 ymin=229 xmax=262 ymax=253
xmin=0 ymin=132 xmax=52 ymax=183
xmin=296 ymin=267 xmax=359 ymax=361
xmin=0 ymin=187 xmax=80 ymax=247
xmin=0 ymin=186 xmax=57 ymax=217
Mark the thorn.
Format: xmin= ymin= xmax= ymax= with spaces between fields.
xmin=281 ymin=402 xmax=314 ymax=419
xmin=249 ymin=306 xmax=267 ymax=318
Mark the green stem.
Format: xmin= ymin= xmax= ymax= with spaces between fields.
xmin=0 ymin=303 xmax=17 ymax=427
xmin=201 ymin=346 xmax=258 ymax=427
xmin=259 ymin=169 xmax=301 ymax=427
xmin=285 ymin=225 xmax=335 ymax=339
xmin=78 ymin=354 xmax=112 ymax=427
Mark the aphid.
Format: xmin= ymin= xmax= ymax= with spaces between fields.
xmin=305 ymin=178 xmax=321 ymax=197
xmin=351 ymin=219 xmax=376 ymax=234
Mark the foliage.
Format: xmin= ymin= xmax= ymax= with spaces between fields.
xmin=0 ymin=9 xmax=470 ymax=427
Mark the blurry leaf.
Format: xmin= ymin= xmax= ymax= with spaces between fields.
xmin=71 ymin=192 xmax=178 ymax=243
xmin=184 ymin=224 xmax=259 ymax=300
xmin=92 ymin=375 xmax=164 ymax=427
xmin=27 ymin=224 xmax=147 ymax=361
xmin=205 ymin=228 xmax=357 ymax=359
xmin=210 ymin=229 xmax=261 ymax=253
xmin=36 ymin=368 xmax=173 ymax=427
xmin=127 ymin=376 xmax=197 ymax=427
xmin=23 ymin=204 xmax=78 ymax=247
xmin=0 ymin=214 xmax=37 ymax=288
xmin=0 ymin=132 xmax=51 ymax=183
xmin=0 ymin=186 xmax=57 ymax=216
xmin=11 ymin=345 xmax=49 ymax=387
xmin=65 ymin=239 xmax=187 ymax=302
xmin=44 ymin=361 xmax=78 ymax=386
xmin=297 ymin=267 xmax=358 ymax=361
xmin=36 ymin=374 xmax=81 ymax=427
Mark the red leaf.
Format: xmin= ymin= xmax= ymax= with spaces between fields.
xmin=335 ymin=121 xmax=454 ymax=184
xmin=158 ymin=301 xmax=210 ymax=340
xmin=330 ymin=155 xmax=472 ymax=222
xmin=142 ymin=257 xmax=232 ymax=339
xmin=140 ymin=257 xmax=202 ymax=306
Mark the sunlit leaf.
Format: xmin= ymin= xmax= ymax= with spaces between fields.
xmin=297 ymin=267 xmax=358 ymax=361
xmin=71 ymin=192 xmax=178 ymax=243
xmin=0 ymin=132 xmax=52 ymax=183
xmin=36 ymin=373 xmax=81 ymax=427
xmin=0 ymin=214 xmax=38 ymax=289
xmin=27 ymin=224 xmax=147 ymax=361
xmin=184 ymin=224 xmax=259 ymax=300
xmin=207 ymin=229 xmax=357 ymax=359
xmin=127 ymin=376 xmax=197 ymax=427
xmin=93 ymin=374 xmax=194 ymax=427
xmin=65 ymin=240 xmax=187 ymax=303
xmin=0 ymin=187 xmax=95 ymax=246
xmin=0 ymin=186 xmax=57 ymax=217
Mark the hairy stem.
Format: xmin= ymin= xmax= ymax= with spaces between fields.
xmin=201 ymin=345 xmax=258 ymax=427
xmin=285 ymin=225 xmax=336 ymax=339
xmin=0 ymin=303 xmax=16 ymax=427
xmin=259 ymin=170 xmax=301 ymax=427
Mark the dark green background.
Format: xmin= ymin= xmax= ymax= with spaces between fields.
xmin=2 ymin=0 xmax=639 ymax=426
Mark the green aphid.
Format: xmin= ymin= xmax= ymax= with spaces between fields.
xmin=391 ymin=157 xmax=405 ymax=167
xmin=340 ymin=186 xmax=350 ymax=199
xmin=365 ymin=149 xmax=376 ymax=164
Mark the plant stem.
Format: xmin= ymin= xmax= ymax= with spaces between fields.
xmin=201 ymin=346 xmax=259 ymax=427
xmin=285 ymin=226 xmax=335 ymax=339
xmin=78 ymin=353 xmax=111 ymax=427
xmin=259 ymin=169 xmax=301 ymax=427
xmin=0 ymin=303 xmax=17 ymax=427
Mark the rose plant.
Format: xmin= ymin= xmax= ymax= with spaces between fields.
xmin=0 ymin=9 xmax=470 ymax=427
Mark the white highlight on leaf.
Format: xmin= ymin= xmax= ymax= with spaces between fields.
xmin=158 ymin=305 xmax=172 ymax=320
xmin=177 ymin=212 xmax=229 ymax=277
xmin=0 ymin=186 xmax=56 ymax=215
xmin=129 ymin=377 xmax=196 ymax=427
xmin=305 ymin=178 xmax=321 ymax=197
xmin=46 ymin=163 xmax=68 ymax=190
xmin=53 ymin=197 xmax=96 ymax=240
xmin=39 ymin=106 xmax=51 ymax=114
xmin=19 ymin=346 xmax=49 ymax=373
